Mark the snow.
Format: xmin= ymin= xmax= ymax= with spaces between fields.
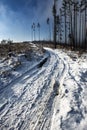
xmin=51 ymin=49 xmax=87 ymax=130
xmin=0 ymin=45 xmax=87 ymax=130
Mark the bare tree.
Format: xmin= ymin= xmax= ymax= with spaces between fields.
xmin=79 ymin=2 xmax=82 ymax=48
xmin=52 ymin=0 xmax=58 ymax=48
xmin=31 ymin=23 xmax=35 ymax=40
xmin=47 ymin=18 xmax=51 ymax=41
xmin=56 ymin=15 xmax=60 ymax=43
xmin=37 ymin=23 xmax=40 ymax=41
xmin=62 ymin=0 xmax=67 ymax=45
xmin=52 ymin=0 xmax=87 ymax=49
xmin=59 ymin=8 xmax=63 ymax=44
xmin=31 ymin=25 xmax=33 ymax=41
xmin=61 ymin=0 xmax=80 ymax=49
xmin=80 ymin=0 xmax=87 ymax=49
xmin=56 ymin=16 xmax=59 ymax=42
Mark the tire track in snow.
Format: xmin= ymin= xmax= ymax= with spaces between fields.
xmin=35 ymin=50 xmax=68 ymax=130
xmin=0 ymin=49 xmax=67 ymax=130
xmin=18 ymin=50 xmax=61 ymax=130
xmin=50 ymin=50 xmax=69 ymax=130
xmin=0 ymin=49 xmax=60 ymax=127
xmin=21 ymin=50 xmax=66 ymax=130
xmin=50 ymin=51 xmax=87 ymax=130
xmin=0 ymin=54 xmax=49 ymax=94
xmin=0 ymin=53 xmax=50 ymax=114
xmin=0 ymin=55 xmax=50 ymax=128
xmin=60 ymin=61 xmax=85 ymax=128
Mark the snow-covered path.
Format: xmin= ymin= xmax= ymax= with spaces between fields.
xmin=51 ymin=49 xmax=87 ymax=130
xmin=0 ymin=48 xmax=87 ymax=130
xmin=0 ymin=49 xmax=65 ymax=130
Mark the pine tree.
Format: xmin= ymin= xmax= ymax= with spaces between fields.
xmin=62 ymin=0 xmax=68 ymax=45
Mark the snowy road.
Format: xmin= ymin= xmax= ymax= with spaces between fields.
xmin=0 ymin=48 xmax=87 ymax=130
xmin=0 ymin=48 xmax=65 ymax=130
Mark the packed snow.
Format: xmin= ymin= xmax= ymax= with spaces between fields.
xmin=0 ymin=44 xmax=87 ymax=130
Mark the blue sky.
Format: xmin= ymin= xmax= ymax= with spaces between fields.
xmin=0 ymin=0 xmax=57 ymax=42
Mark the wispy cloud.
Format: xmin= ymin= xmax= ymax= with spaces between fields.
xmin=31 ymin=0 xmax=53 ymax=22
xmin=0 ymin=0 xmax=61 ymax=41
xmin=0 ymin=2 xmax=30 ymax=41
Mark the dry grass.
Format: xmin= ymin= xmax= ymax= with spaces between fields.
xmin=34 ymin=41 xmax=87 ymax=57
xmin=0 ymin=41 xmax=86 ymax=58
xmin=0 ymin=42 xmax=45 ymax=58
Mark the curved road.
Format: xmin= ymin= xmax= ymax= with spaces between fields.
xmin=0 ymin=49 xmax=66 ymax=130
